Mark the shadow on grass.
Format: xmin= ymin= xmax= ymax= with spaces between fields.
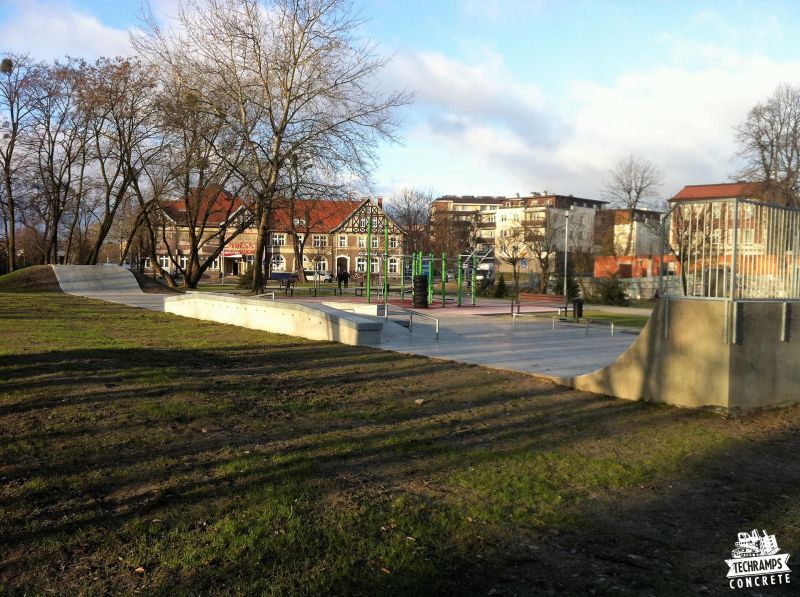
xmin=3 ymin=305 xmax=800 ymax=594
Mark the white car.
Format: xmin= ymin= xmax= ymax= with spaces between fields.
xmin=304 ymin=270 xmax=333 ymax=283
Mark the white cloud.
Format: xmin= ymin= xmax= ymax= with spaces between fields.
xmin=379 ymin=43 xmax=800 ymax=201
xmin=0 ymin=0 xmax=133 ymax=60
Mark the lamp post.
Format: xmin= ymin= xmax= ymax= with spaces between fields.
xmin=563 ymin=206 xmax=573 ymax=314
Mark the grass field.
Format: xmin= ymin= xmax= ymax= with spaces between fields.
xmin=580 ymin=310 xmax=650 ymax=329
xmin=2 ymin=270 xmax=799 ymax=595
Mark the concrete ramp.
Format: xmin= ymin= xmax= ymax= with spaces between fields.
xmin=52 ymin=265 xmax=143 ymax=293
xmin=551 ymin=298 xmax=800 ymax=412
xmin=51 ymin=265 xmax=167 ymax=311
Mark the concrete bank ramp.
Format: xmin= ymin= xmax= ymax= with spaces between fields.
xmin=51 ymin=265 xmax=167 ymax=311
xmin=551 ymin=298 xmax=800 ymax=412
xmin=52 ymin=265 xmax=142 ymax=293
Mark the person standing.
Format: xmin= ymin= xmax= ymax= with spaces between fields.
xmin=342 ymin=270 xmax=350 ymax=289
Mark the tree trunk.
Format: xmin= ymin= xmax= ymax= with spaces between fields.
xmin=4 ymin=174 xmax=15 ymax=271
xmin=251 ymin=207 xmax=269 ymax=293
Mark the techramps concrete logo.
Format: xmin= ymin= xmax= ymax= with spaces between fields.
xmin=726 ymin=529 xmax=791 ymax=590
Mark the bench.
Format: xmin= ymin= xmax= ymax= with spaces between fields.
xmin=515 ymin=293 xmax=568 ymax=314
xmin=262 ymin=273 xmax=297 ymax=296
xmin=306 ymin=286 xmax=342 ymax=297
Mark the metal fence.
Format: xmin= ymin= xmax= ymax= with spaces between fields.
xmin=669 ymin=198 xmax=800 ymax=300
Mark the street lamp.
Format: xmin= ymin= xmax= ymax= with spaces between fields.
xmin=563 ymin=206 xmax=574 ymax=315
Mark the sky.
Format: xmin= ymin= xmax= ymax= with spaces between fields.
xmin=2 ymin=0 xmax=800 ymax=203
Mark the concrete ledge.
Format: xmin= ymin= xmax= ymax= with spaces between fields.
xmin=163 ymin=293 xmax=382 ymax=346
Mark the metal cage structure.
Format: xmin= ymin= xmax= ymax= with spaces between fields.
xmin=668 ymin=198 xmax=800 ymax=300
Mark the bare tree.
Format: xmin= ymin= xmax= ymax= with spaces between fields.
xmin=0 ymin=54 xmax=40 ymax=271
xmin=27 ymin=59 xmax=92 ymax=264
xmin=495 ymin=224 xmax=528 ymax=300
xmin=525 ymin=218 xmax=560 ymax=293
xmin=385 ymin=188 xmax=432 ymax=254
xmin=136 ymin=0 xmax=410 ymax=292
xmin=735 ymin=83 xmax=800 ymax=207
xmin=604 ymin=153 xmax=664 ymax=255
xmin=80 ymin=57 xmax=161 ymax=264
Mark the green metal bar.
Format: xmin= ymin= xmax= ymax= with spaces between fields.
xmin=366 ymin=215 xmax=372 ymax=303
xmin=400 ymin=254 xmax=405 ymax=299
xmin=471 ymin=255 xmax=477 ymax=306
xmin=428 ymin=252 xmax=434 ymax=305
xmin=457 ymin=256 xmax=463 ymax=306
xmin=441 ymin=253 xmax=446 ymax=306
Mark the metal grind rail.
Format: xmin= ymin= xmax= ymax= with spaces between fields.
xmin=384 ymin=304 xmax=440 ymax=340
xmin=511 ymin=312 xmax=640 ymax=337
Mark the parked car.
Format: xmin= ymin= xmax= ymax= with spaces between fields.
xmin=303 ymin=270 xmax=333 ymax=283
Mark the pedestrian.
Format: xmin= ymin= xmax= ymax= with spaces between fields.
xmin=342 ymin=270 xmax=350 ymax=289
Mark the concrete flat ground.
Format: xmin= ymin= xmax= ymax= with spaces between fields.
xmin=290 ymin=295 xmax=641 ymax=377
xmin=53 ymin=265 xmax=642 ymax=379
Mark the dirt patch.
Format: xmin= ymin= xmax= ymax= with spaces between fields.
xmin=129 ymin=269 xmax=183 ymax=294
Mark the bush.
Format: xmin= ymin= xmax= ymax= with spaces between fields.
xmin=493 ymin=273 xmax=508 ymax=298
xmin=237 ymin=268 xmax=255 ymax=289
xmin=591 ymin=275 xmax=629 ymax=306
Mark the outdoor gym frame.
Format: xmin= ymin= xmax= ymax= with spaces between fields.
xmin=360 ymin=220 xmax=480 ymax=307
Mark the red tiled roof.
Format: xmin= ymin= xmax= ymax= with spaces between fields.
xmin=269 ymin=199 xmax=363 ymax=232
xmin=162 ymin=187 xmax=246 ymax=226
xmin=671 ymin=182 xmax=767 ymax=201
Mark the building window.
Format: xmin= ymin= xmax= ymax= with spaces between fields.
xmin=179 ymin=255 xmax=188 ymax=269
xmin=142 ymin=257 xmax=152 ymax=269
xmin=272 ymin=233 xmax=286 ymax=246
xmin=389 ymin=258 xmax=398 ymax=274
xmin=158 ymin=255 xmax=170 ymax=269
xmin=372 ymin=257 xmax=380 ymax=272
xmin=315 ymin=259 xmax=327 ymax=272
xmin=389 ymin=236 xmax=398 ymax=249
xmin=356 ymin=257 xmax=367 ymax=272
xmin=312 ymin=234 xmax=327 ymax=247
xmin=293 ymin=217 xmax=306 ymax=226
xmin=358 ymin=236 xmax=366 ymax=248
xmin=296 ymin=233 xmax=304 ymax=245
xmin=271 ymin=254 xmax=286 ymax=271
xmin=339 ymin=235 xmax=347 ymax=248
xmin=372 ymin=236 xmax=379 ymax=249
xmin=210 ymin=258 xmax=219 ymax=270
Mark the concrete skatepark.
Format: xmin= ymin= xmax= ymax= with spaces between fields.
xmin=50 ymin=265 xmax=800 ymax=411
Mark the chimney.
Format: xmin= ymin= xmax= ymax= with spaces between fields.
xmin=377 ymin=196 xmax=383 ymax=208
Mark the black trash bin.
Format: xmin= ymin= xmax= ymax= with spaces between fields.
xmin=572 ymin=298 xmax=584 ymax=318
xmin=413 ymin=275 xmax=429 ymax=308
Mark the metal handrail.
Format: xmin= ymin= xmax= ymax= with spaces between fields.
xmin=256 ymin=292 xmax=276 ymax=300
xmin=511 ymin=311 xmax=640 ymax=337
xmin=384 ymin=304 xmax=439 ymax=340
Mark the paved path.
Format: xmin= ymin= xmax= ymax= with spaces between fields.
xmin=50 ymin=266 xmax=641 ymax=379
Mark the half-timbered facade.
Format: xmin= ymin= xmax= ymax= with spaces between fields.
xmin=150 ymin=194 xmax=404 ymax=280
xmin=266 ymin=198 xmax=405 ymax=279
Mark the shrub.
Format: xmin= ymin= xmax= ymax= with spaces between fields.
xmin=238 ymin=268 xmax=255 ymax=289
xmin=493 ymin=273 xmax=508 ymax=298
xmin=592 ymin=275 xmax=629 ymax=306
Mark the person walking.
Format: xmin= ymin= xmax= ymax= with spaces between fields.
xmin=342 ymin=270 xmax=350 ymax=289
xmin=337 ymin=270 xmax=344 ymax=290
